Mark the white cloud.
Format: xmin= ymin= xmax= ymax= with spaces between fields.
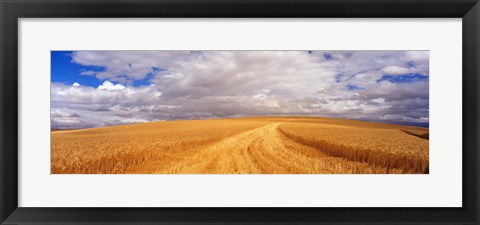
xmin=381 ymin=65 xmax=412 ymax=75
xmin=372 ymin=98 xmax=386 ymax=104
xmin=97 ymin=81 xmax=125 ymax=91
xmin=51 ymin=110 xmax=84 ymax=129
xmin=405 ymin=51 xmax=430 ymax=63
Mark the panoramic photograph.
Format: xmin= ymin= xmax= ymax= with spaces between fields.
xmin=51 ymin=50 xmax=429 ymax=174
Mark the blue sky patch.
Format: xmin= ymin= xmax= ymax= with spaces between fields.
xmin=346 ymin=84 xmax=364 ymax=90
xmin=132 ymin=69 xmax=161 ymax=87
xmin=377 ymin=73 xmax=428 ymax=83
xmin=51 ymin=51 xmax=103 ymax=87
xmin=406 ymin=61 xmax=416 ymax=68
xmin=335 ymin=74 xmax=342 ymax=83
xmin=324 ymin=53 xmax=333 ymax=60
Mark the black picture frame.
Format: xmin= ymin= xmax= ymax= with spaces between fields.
xmin=1 ymin=0 xmax=479 ymax=224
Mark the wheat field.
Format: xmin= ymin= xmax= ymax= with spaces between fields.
xmin=51 ymin=117 xmax=429 ymax=174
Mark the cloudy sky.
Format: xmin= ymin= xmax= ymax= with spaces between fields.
xmin=51 ymin=50 xmax=429 ymax=129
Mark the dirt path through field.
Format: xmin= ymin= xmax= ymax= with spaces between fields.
xmin=162 ymin=121 xmax=285 ymax=173
xmin=156 ymin=120 xmax=344 ymax=173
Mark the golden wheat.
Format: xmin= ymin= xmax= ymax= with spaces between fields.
xmin=278 ymin=120 xmax=429 ymax=173
xmin=51 ymin=118 xmax=282 ymax=174
xmin=51 ymin=117 xmax=429 ymax=174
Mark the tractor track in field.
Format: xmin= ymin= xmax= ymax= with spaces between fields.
xmin=160 ymin=121 xmax=379 ymax=174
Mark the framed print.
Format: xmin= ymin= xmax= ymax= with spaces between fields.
xmin=49 ymin=50 xmax=430 ymax=175
xmin=1 ymin=0 xmax=479 ymax=224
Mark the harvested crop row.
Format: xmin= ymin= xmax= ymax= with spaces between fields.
xmin=278 ymin=121 xmax=429 ymax=174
